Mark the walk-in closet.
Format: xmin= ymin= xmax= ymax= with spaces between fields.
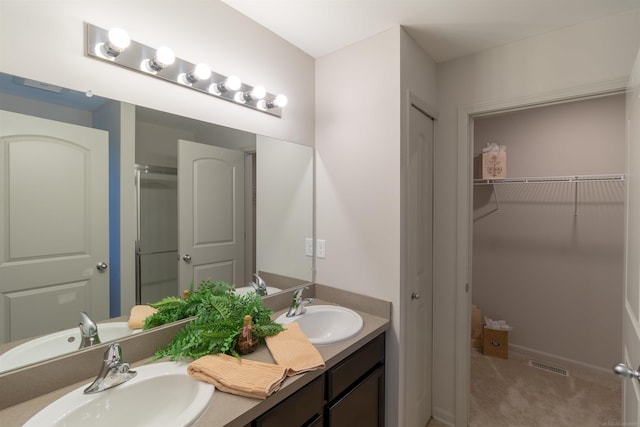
xmin=470 ymin=93 xmax=625 ymax=426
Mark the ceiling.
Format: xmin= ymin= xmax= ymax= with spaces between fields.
xmin=222 ymin=0 xmax=640 ymax=63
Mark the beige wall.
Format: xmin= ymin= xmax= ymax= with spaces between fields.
xmin=316 ymin=26 xmax=438 ymax=426
xmin=473 ymin=94 xmax=625 ymax=370
xmin=436 ymin=10 xmax=640 ymax=424
xmin=0 ymin=0 xmax=315 ymax=146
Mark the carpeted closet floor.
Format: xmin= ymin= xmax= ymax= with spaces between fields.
xmin=470 ymin=349 xmax=622 ymax=427
xmin=427 ymin=349 xmax=622 ymax=427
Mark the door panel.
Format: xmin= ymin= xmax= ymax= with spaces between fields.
xmin=0 ymin=110 xmax=109 ymax=343
xmin=405 ymin=105 xmax=434 ymax=426
xmin=622 ymin=49 xmax=640 ymax=426
xmin=178 ymin=140 xmax=245 ymax=291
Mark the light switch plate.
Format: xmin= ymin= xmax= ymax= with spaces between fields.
xmin=305 ymin=238 xmax=313 ymax=257
xmin=317 ymin=239 xmax=326 ymax=259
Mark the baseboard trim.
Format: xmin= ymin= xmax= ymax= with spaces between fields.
xmin=431 ymin=407 xmax=455 ymax=426
xmin=509 ymin=343 xmax=613 ymax=377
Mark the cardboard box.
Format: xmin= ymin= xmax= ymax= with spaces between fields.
xmin=478 ymin=152 xmax=507 ymax=179
xmin=483 ymin=326 xmax=508 ymax=359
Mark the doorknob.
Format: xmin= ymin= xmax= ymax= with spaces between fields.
xmin=613 ymin=362 xmax=640 ymax=381
xmin=96 ymin=262 xmax=108 ymax=272
xmin=411 ymin=292 xmax=421 ymax=300
xmin=182 ymin=254 xmax=192 ymax=263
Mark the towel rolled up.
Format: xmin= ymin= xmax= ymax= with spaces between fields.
xmin=127 ymin=305 xmax=158 ymax=329
xmin=188 ymin=354 xmax=287 ymax=399
xmin=265 ymin=322 xmax=325 ymax=376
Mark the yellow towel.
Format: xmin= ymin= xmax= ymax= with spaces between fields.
xmin=127 ymin=305 xmax=158 ymax=329
xmin=187 ymin=354 xmax=287 ymax=399
xmin=266 ymin=322 xmax=325 ymax=376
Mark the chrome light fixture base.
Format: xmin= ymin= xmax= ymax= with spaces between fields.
xmin=85 ymin=23 xmax=285 ymax=118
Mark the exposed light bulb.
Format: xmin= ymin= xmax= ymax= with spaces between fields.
xmin=192 ymin=63 xmax=212 ymax=81
xmin=98 ymin=27 xmax=130 ymax=59
xmin=235 ymin=85 xmax=267 ymax=104
xmin=225 ymin=75 xmax=242 ymax=91
xmin=250 ymin=85 xmax=266 ymax=100
xmin=143 ymin=46 xmax=175 ymax=73
xmin=181 ymin=63 xmax=212 ymax=85
xmin=107 ymin=28 xmax=130 ymax=52
xmin=154 ymin=46 xmax=175 ymax=68
xmin=274 ymin=94 xmax=288 ymax=108
xmin=209 ymin=75 xmax=242 ymax=95
xmin=258 ymin=94 xmax=289 ymax=110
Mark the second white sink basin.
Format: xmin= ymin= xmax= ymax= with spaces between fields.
xmin=0 ymin=322 xmax=138 ymax=373
xmin=234 ymin=286 xmax=281 ymax=296
xmin=276 ymin=305 xmax=364 ymax=344
xmin=24 ymin=362 xmax=214 ymax=427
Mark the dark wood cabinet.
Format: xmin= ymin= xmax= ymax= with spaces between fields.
xmin=324 ymin=334 xmax=385 ymax=427
xmin=252 ymin=333 xmax=385 ymax=427
xmin=325 ymin=365 xmax=385 ymax=427
xmin=253 ymin=376 xmax=324 ymax=427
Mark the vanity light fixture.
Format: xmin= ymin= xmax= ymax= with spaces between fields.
xmin=85 ymin=23 xmax=286 ymax=117
xmin=142 ymin=46 xmax=175 ymax=73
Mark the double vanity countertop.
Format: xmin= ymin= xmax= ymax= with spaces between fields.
xmin=0 ymin=284 xmax=390 ymax=427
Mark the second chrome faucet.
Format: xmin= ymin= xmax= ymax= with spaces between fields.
xmin=286 ymin=287 xmax=315 ymax=317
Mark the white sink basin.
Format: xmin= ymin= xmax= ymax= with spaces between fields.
xmin=276 ymin=305 xmax=364 ymax=344
xmin=234 ymin=286 xmax=281 ymax=296
xmin=0 ymin=322 xmax=138 ymax=373
xmin=24 ymin=362 xmax=214 ymax=427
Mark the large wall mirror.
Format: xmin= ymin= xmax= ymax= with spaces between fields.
xmin=0 ymin=72 xmax=314 ymax=373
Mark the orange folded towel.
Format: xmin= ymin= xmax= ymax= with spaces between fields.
xmin=187 ymin=354 xmax=287 ymax=399
xmin=265 ymin=322 xmax=325 ymax=376
xmin=127 ymin=305 xmax=158 ymax=329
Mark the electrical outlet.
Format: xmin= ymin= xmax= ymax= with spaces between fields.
xmin=305 ymin=238 xmax=313 ymax=257
xmin=317 ymin=239 xmax=326 ymax=259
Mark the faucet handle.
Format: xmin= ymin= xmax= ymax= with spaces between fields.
xmin=105 ymin=343 xmax=124 ymax=365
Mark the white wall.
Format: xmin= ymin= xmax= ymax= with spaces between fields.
xmin=316 ymin=26 xmax=438 ymax=427
xmin=316 ymin=27 xmax=402 ymax=426
xmin=257 ymin=135 xmax=314 ymax=282
xmin=0 ymin=0 xmax=315 ymax=146
xmin=435 ymin=10 xmax=640 ymax=424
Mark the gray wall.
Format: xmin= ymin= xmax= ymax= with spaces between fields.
xmin=472 ymin=94 xmax=625 ymax=370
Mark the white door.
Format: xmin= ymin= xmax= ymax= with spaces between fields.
xmin=620 ymin=50 xmax=640 ymax=425
xmin=404 ymin=105 xmax=434 ymax=426
xmin=0 ymin=110 xmax=109 ymax=343
xmin=178 ymin=139 xmax=245 ymax=292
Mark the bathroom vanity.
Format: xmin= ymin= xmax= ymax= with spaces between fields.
xmin=0 ymin=285 xmax=390 ymax=427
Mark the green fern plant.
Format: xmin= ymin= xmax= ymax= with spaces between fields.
xmin=144 ymin=280 xmax=284 ymax=360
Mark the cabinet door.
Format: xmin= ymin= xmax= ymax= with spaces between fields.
xmin=326 ymin=365 xmax=385 ymax=427
xmin=254 ymin=376 xmax=324 ymax=427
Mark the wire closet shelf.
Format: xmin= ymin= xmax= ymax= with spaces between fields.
xmin=473 ymin=174 xmax=625 ymax=185
xmin=473 ymin=174 xmax=625 ymax=215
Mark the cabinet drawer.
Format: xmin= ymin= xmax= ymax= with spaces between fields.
xmin=254 ymin=375 xmax=324 ymax=427
xmin=326 ymin=365 xmax=385 ymax=427
xmin=326 ymin=334 xmax=385 ymax=401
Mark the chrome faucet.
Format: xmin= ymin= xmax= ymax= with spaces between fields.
xmin=84 ymin=343 xmax=137 ymax=394
xmin=78 ymin=311 xmax=101 ymax=349
xmin=249 ymin=273 xmax=268 ymax=296
xmin=286 ymin=287 xmax=315 ymax=317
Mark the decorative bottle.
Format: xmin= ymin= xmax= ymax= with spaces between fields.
xmin=236 ymin=315 xmax=258 ymax=355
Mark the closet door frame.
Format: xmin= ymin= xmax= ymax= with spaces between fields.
xmin=454 ymin=77 xmax=628 ymax=425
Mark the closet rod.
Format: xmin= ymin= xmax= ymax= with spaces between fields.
xmin=474 ymin=174 xmax=624 ymax=185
